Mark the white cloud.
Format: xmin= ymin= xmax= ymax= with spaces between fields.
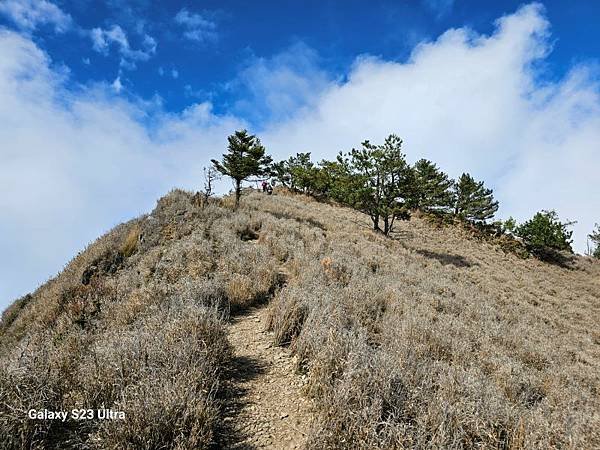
xmin=0 ymin=0 xmax=72 ymax=32
xmin=90 ymin=25 xmax=156 ymax=68
xmin=260 ymin=3 xmax=600 ymax=255
xmin=174 ymin=8 xmax=218 ymax=44
xmin=0 ymin=29 xmax=244 ymax=308
xmin=230 ymin=42 xmax=332 ymax=124
xmin=111 ymin=75 xmax=123 ymax=92
xmin=1 ymin=3 xmax=600 ymax=310
xmin=172 ymin=68 xmax=179 ymax=79
xmin=142 ymin=33 xmax=156 ymax=52
xmin=91 ymin=25 xmax=127 ymax=53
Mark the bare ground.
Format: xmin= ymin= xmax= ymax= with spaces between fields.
xmin=219 ymin=304 xmax=313 ymax=449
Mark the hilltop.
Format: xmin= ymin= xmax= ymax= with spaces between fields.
xmin=1 ymin=189 xmax=599 ymax=449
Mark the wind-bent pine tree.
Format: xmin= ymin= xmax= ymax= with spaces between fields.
xmin=211 ymin=130 xmax=272 ymax=208
xmin=412 ymin=159 xmax=454 ymax=213
xmin=344 ymin=134 xmax=413 ymax=235
xmin=453 ymin=173 xmax=499 ymax=222
xmin=589 ymin=223 xmax=600 ymax=258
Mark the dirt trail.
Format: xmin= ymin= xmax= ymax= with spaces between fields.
xmin=220 ymin=305 xmax=313 ymax=449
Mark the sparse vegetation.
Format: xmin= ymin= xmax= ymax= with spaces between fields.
xmin=201 ymin=165 xmax=221 ymax=207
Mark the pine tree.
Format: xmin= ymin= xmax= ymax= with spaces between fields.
xmin=343 ymin=134 xmax=413 ymax=235
xmin=412 ymin=159 xmax=453 ymax=213
xmin=286 ymin=153 xmax=317 ymax=194
xmin=211 ymin=130 xmax=272 ymax=208
xmin=271 ymin=161 xmax=291 ymax=188
xmin=589 ymin=224 xmax=600 ymax=258
xmin=315 ymin=157 xmax=354 ymax=201
xmin=453 ymin=173 xmax=499 ymax=222
xmin=515 ymin=210 xmax=574 ymax=260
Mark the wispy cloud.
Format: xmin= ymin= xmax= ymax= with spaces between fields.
xmin=112 ymin=75 xmax=123 ymax=92
xmin=0 ymin=28 xmax=243 ymax=307
xmin=422 ymin=0 xmax=455 ymax=18
xmin=90 ymin=25 xmax=156 ymax=69
xmin=229 ymin=42 xmax=333 ymax=124
xmin=0 ymin=0 xmax=72 ymax=33
xmin=174 ymin=8 xmax=218 ymax=44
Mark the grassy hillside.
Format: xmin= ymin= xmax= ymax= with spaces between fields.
xmin=1 ymin=189 xmax=599 ymax=449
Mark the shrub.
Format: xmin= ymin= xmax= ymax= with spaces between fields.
xmin=515 ymin=210 xmax=574 ymax=261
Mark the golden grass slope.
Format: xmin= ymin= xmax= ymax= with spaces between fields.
xmin=1 ymin=188 xmax=599 ymax=449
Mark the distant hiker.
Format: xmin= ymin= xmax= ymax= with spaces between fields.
xmin=261 ymin=180 xmax=268 ymax=192
xmin=266 ymin=184 xmax=273 ymax=195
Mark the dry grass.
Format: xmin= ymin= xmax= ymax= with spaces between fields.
xmin=1 ymin=188 xmax=599 ymax=449
xmin=119 ymin=223 xmax=141 ymax=257
xmin=0 ymin=189 xmax=280 ymax=449
xmin=249 ymin=191 xmax=600 ymax=449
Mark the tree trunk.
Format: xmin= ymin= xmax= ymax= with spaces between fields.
xmin=383 ymin=215 xmax=390 ymax=235
xmin=371 ymin=214 xmax=381 ymax=232
xmin=234 ymin=179 xmax=242 ymax=209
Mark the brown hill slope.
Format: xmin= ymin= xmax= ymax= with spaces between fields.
xmin=1 ymin=189 xmax=599 ymax=449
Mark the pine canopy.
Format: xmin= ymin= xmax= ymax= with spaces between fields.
xmin=453 ymin=173 xmax=499 ymax=222
xmin=211 ymin=129 xmax=272 ymax=207
xmin=412 ymin=159 xmax=453 ymax=212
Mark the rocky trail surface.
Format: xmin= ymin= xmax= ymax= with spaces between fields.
xmin=219 ymin=305 xmax=313 ymax=449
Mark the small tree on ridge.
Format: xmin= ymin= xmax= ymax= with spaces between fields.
xmin=212 ymin=130 xmax=272 ymax=208
xmin=515 ymin=210 xmax=575 ymax=260
xmin=344 ymin=134 xmax=413 ymax=235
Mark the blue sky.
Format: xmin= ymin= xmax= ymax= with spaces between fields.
xmin=1 ymin=0 xmax=600 ymax=309
xmin=3 ymin=1 xmax=599 ymax=121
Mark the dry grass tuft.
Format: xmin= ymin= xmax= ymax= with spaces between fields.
xmin=120 ymin=223 xmax=141 ymax=257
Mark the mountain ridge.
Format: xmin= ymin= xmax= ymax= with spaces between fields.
xmin=1 ymin=188 xmax=599 ymax=449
